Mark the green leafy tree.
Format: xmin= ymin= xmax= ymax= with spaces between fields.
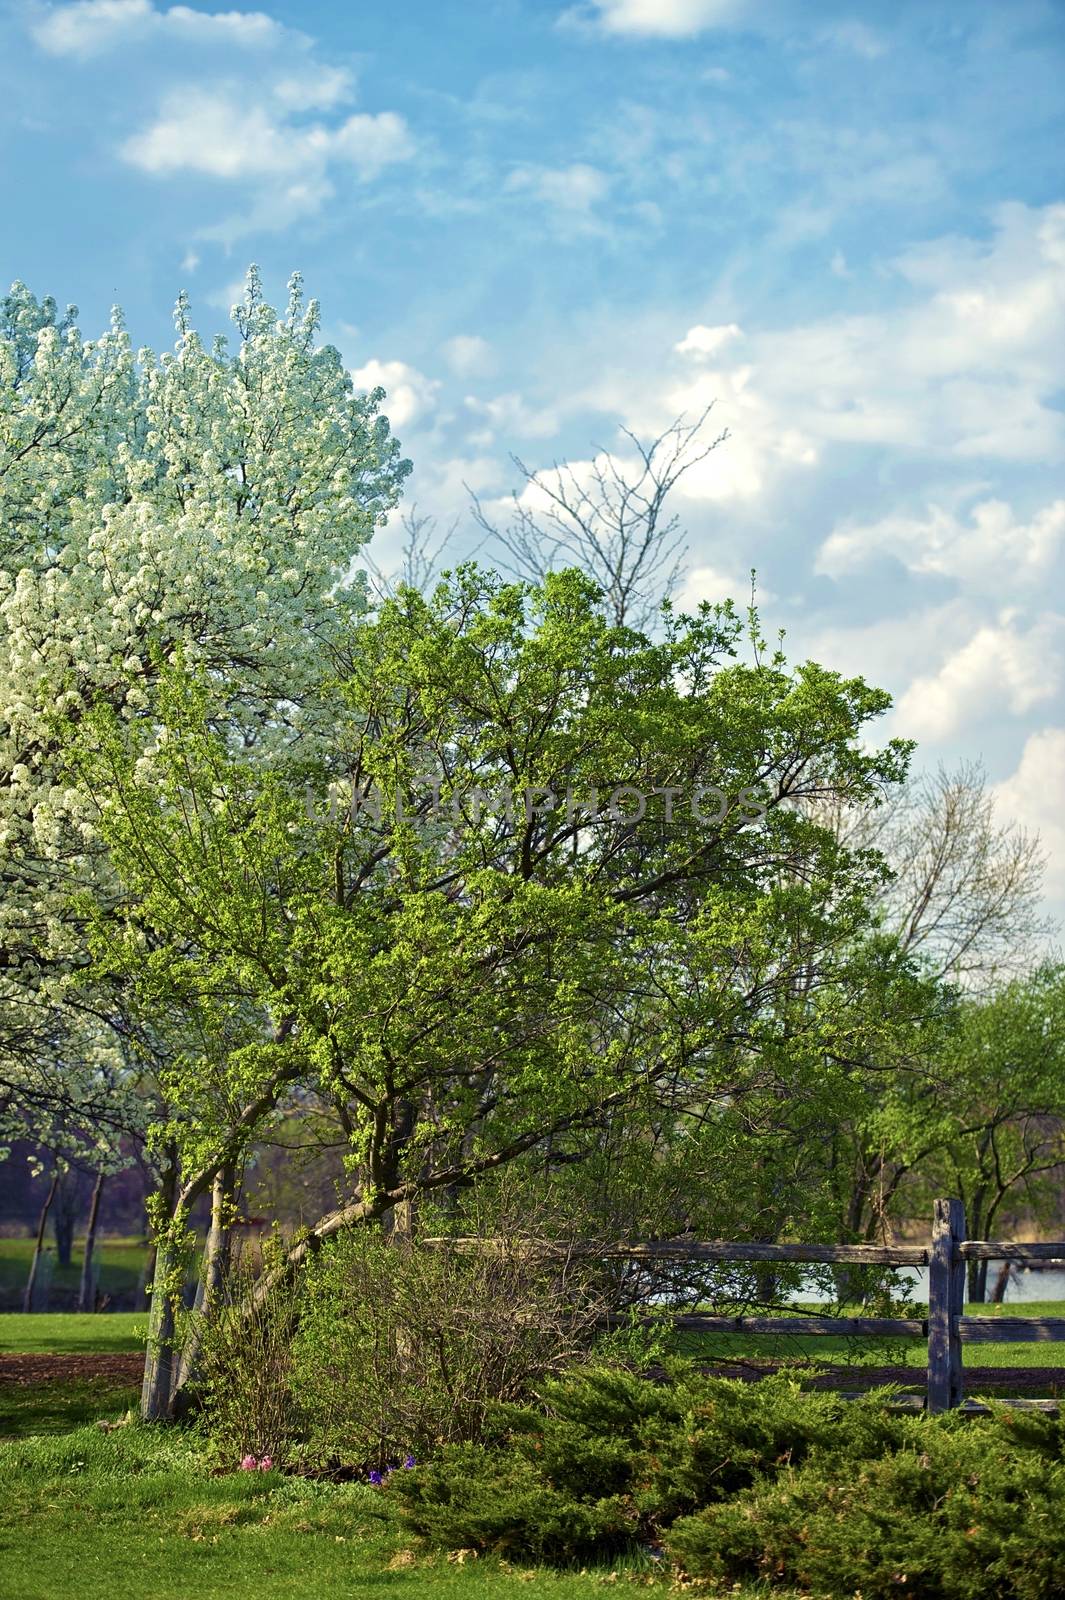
xmin=871 ymin=966 xmax=1065 ymax=1297
xmin=75 ymin=566 xmax=918 ymax=1415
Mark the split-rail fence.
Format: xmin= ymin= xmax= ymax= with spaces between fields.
xmin=433 ymin=1197 xmax=1065 ymax=1413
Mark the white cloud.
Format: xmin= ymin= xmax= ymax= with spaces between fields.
xmin=463 ymin=391 xmax=559 ymax=445
xmin=123 ymin=90 xmax=413 ymax=184
xmin=32 ymin=0 xmax=283 ymax=57
xmin=596 ymin=203 xmax=1065 ymax=505
xmin=679 ymin=564 xmax=772 ymax=609
xmin=817 ymin=497 xmax=1065 ymax=593
xmin=675 ymin=323 xmax=743 ymax=357
xmin=505 ymin=163 xmax=611 ymax=225
xmin=271 ymin=67 xmax=352 ymax=112
xmin=573 ymin=0 xmax=747 ymax=38
xmin=991 ymin=729 xmax=1065 ymax=912
xmin=350 ymin=359 xmax=440 ymax=431
xmin=894 ymin=612 xmax=1065 ymax=742
xmin=442 ymin=335 xmax=494 ymax=379
xmin=36 ymin=2 xmax=411 ymax=232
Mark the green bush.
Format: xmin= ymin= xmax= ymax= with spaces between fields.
xmin=195 ymin=1254 xmax=301 ymax=1468
xmin=390 ymin=1365 xmax=857 ymax=1559
xmin=389 ymin=1365 xmax=1065 ymax=1592
xmin=391 ymin=1444 xmax=633 ymax=1562
xmin=666 ymin=1421 xmax=1065 ymax=1598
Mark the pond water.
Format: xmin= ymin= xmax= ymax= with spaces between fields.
xmin=903 ymin=1264 xmax=1065 ymax=1306
xmin=797 ymin=1265 xmax=1065 ymax=1305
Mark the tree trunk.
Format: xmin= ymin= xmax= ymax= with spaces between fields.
xmin=140 ymin=1153 xmax=180 ymax=1421
xmin=77 ymin=1172 xmax=106 ymax=1313
xmin=52 ymin=1171 xmax=77 ymax=1269
xmin=140 ymin=1232 xmax=181 ymax=1421
xmin=990 ymin=1261 xmax=1011 ymax=1303
xmin=23 ymin=1169 xmax=59 ymax=1313
xmin=967 ymin=1256 xmax=989 ymax=1303
xmin=173 ymin=1162 xmax=236 ymax=1403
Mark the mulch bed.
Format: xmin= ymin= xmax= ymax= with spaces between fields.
xmin=2 ymin=1352 xmax=1062 ymax=1400
xmin=0 ymin=1353 xmax=142 ymax=1388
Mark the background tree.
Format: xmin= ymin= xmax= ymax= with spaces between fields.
xmin=874 ymin=966 xmax=1065 ymax=1298
xmin=808 ymin=763 xmax=1053 ymax=1261
xmin=471 ymin=410 xmax=726 ymax=628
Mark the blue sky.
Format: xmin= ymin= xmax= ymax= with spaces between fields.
xmin=2 ymin=0 xmax=1064 ymax=922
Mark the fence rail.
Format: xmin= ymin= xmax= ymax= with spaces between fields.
xmin=429 ymin=1198 xmax=1065 ymax=1412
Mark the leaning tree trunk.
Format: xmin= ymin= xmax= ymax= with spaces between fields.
xmin=990 ymin=1261 xmax=1011 ymax=1302
xmin=23 ymin=1169 xmax=60 ymax=1313
xmin=77 ymin=1172 xmax=106 ymax=1313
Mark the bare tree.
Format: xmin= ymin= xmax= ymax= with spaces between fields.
xmin=470 ymin=408 xmax=727 ymax=628
xmin=360 ymin=506 xmax=462 ymax=601
xmin=822 ymin=760 xmax=1051 ymax=987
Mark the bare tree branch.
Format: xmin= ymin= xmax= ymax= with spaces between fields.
xmin=469 ymin=407 xmax=727 ymax=627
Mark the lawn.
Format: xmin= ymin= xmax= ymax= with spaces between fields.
xmin=0 ymin=1421 xmax=683 ymax=1600
xmin=0 ymin=1237 xmax=150 ymax=1311
xmin=4 ymin=1309 xmax=1063 ymax=1599
xmin=0 ymin=1313 xmax=146 ymax=1353
xmin=673 ymin=1300 xmax=1065 ymax=1378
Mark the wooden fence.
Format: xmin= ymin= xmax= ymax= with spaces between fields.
xmin=434 ymin=1197 xmax=1065 ymax=1413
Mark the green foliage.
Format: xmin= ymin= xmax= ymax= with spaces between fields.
xmin=391 ymin=1365 xmax=1065 ymax=1593
xmin=390 ymin=1446 xmax=635 ymax=1563
xmin=391 ymin=1366 xmax=850 ymax=1558
xmin=666 ymin=1412 xmax=1065 ymax=1597
xmin=77 ymin=561 xmax=930 ymax=1300
xmin=194 ymin=1246 xmax=301 ymax=1468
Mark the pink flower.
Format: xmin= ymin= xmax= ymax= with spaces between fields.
xmin=258 ymin=1456 xmax=273 ymax=1471
xmin=240 ymin=1455 xmax=257 ymax=1471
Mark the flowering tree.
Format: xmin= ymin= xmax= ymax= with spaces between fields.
xmin=0 ymin=269 xmax=410 ymax=1274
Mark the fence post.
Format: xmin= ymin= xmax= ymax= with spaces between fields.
xmin=927 ymin=1197 xmax=966 ymax=1412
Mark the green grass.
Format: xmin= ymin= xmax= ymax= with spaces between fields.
xmin=0 ymin=1423 xmax=691 ymax=1600
xmin=4 ymin=1308 xmax=1061 ymax=1599
xmin=0 ymin=1236 xmax=150 ymax=1309
xmin=0 ymin=1377 xmax=139 ymax=1437
xmin=0 ymin=1313 xmax=146 ymax=1353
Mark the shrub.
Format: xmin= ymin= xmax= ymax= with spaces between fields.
xmin=389 ymin=1366 xmax=1065 ymax=1587
xmin=391 ymin=1445 xmax=633 ymax=1563
xmin=390 ymin=1365 xmax=858 ymax=1560
xmin=289 ymin=1219 xmax=609 ymax=1472
xmin=195 ymin=1253 xmax=300 ymax=1469
xmin=665 ymin=1422 xmax=1065 ymax=1598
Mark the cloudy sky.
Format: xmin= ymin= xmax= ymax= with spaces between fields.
xmin=2 ymin=0 xmax=1064 ymax=925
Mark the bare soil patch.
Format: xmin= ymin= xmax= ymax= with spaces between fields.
xmin=0 ymin=1352 xmax=142 ymax=1388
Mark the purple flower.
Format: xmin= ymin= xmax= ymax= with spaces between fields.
xmin=403 ymin=1455 xmax=416 ymax=1469
xmin=368 ymin=1469 xmax=384 ymax=1486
